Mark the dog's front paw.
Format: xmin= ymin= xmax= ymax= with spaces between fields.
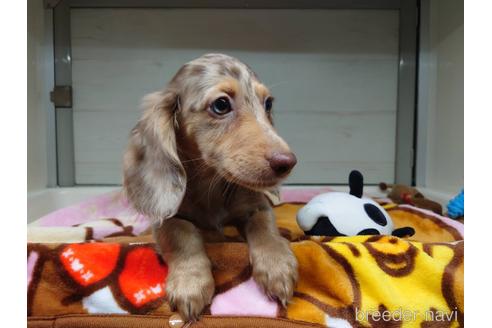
xmin=166 ymin=264 xmax=215 ymax=322
xmin=251 ymin=239 xmax=298 ymax=307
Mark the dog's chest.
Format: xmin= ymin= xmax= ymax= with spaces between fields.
xmin=178 ymin=191 xmax=234 ymax=230
xmin=178 ymin=176 xmax=268 ymax=230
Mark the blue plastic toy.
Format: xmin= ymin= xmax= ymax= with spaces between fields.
xmin=447 ymin=189 xmax=464 ymax=219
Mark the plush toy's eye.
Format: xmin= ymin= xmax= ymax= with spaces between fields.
xmin=364 ymin=204 xmax=387 ymax=226
xmin=210 ymin=97 xmax=232 ymax=116
xmin=264 ymin=97 xmax=273 ymax=113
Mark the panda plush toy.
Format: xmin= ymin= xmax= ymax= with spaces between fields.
xmin=296 ymin=170 xmax=415 ymax=238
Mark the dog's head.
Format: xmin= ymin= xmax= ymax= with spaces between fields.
xmin=123 ymin=53 xmax=296 ymax=220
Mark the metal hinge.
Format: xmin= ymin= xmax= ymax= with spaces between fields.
xmin=50 ymin=86 xmax=72 ymax=108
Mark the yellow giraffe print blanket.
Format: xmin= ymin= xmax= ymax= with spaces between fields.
xmin=27 ymin=202 xmax=463 ymax=328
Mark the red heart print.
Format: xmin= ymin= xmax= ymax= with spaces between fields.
xmin=118 ymin=247 xmax=168 ymax=307
xmin=60 ymin=243 xmax=120 ymax=287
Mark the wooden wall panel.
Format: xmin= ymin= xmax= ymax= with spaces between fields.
xmin=71 ymin=9 xmax=399 ymax=184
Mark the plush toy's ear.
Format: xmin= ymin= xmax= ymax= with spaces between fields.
xmin=391 ymin=227 xmax=415 ymax=238
xmin=349 ymin=170 xmax=363 ymax=198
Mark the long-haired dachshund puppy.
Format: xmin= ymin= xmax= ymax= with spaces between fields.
xmin=123 ymin=53 xmax=298 ymax=321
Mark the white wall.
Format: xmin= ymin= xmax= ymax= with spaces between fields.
xmin=28 ymin=4 xmax=463 ymax=191
xmin=421 ymin=0 xmax=463 ymax=194
xmin=71 ymin=9 xmax=399 ymax=185
xmin=27 ymin=0 xmax=53 ymax=191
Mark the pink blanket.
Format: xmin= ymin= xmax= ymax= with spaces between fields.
xmin=28 ymin=187 xmax=463 ymax=242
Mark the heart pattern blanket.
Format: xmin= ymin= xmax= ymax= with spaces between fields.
xmin=27 ymin=191 xmax=464 ymax=328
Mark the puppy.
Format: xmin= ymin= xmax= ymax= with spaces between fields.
xmin=123 ymin=53 xmax=298 ymax=321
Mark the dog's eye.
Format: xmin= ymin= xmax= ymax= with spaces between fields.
xmin=265 ymin=97 xmax=273 ymax=113
xmin=211 ymin=97 xmax=232 ymax=116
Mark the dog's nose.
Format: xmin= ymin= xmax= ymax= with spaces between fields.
xmin=268 ymin=152 xmax=297 ymax=176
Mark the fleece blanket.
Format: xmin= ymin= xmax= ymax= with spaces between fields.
xmin=27 ymin=191 xmax=464 ymax=328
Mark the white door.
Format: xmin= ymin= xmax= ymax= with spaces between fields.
xmin=71 ymin=9 xmax=399 ymax=185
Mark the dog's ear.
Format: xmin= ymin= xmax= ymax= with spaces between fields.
xmin=123 ymin=90 xmax=186 ymax=223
